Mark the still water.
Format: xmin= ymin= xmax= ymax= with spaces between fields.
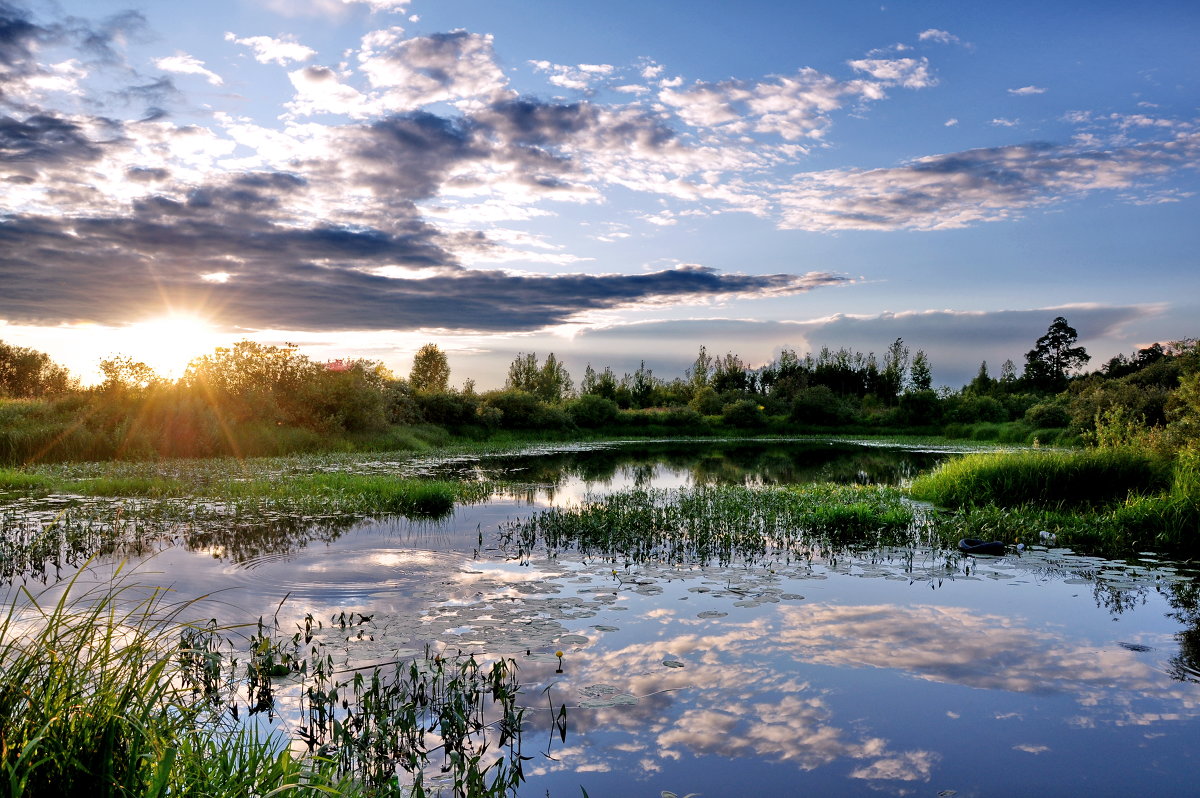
xmin=25 ymin=441 xmax=1200 ymax=795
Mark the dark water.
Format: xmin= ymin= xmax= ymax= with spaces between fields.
xmin=13 ymin=440 xmax=1200 ymax=796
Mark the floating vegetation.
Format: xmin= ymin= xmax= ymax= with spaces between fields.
xmin=503 ymin=483 xmax=928 ymax=566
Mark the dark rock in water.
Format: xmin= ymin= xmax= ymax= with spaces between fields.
xmin=958 ymin=538 xmax=1006 ymax=556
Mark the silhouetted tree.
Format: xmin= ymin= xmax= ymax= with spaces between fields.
xmin=1024 ymin=316 xmax=1089 ymax=391
xmin=0 ymin=341 xmax=74 ymax=397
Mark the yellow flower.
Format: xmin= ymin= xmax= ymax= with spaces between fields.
xmin=555 ymin=650 xmax=564 ymax=658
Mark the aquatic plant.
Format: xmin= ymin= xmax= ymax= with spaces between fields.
xmin=504 ymin=483 xmax=924 ymax=566
xmin=0 ymin=572 xmax=535 ymax=797
xmin=910 ymin=448 xmax=1171 ymax=509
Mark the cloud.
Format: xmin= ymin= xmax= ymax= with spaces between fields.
xmin=224 ymin=32 xmax=316 ymax=66
xmin=357 ymin=30 xmax=509 ymax=110
xmin=562 ymin=304 xmax=1157 ymax=387
xmin=529 ymin=60 xmax=616 ymax=92
xmin=0 ymin=188 xmax=843 ymax=331
xmin=658 ymin=58 xmax=935 ymax=142
xmin=778 ymin=134 xmax=1200 ymax=231
xmin=1009 ymin=85 xmax=1047 ymax=96
xmin=918 ymin=29 xmax=960 ymax=45
xmin=262 ymin=0 xmax=410 ymax=17
xmin=847 ymin=57 xmax=935 ymax=89
xmin=990 ymin=117 xmax=1019 ymax=127
xmin=153 ymin=53 xmax=223 ymax=86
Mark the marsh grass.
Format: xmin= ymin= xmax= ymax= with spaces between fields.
xmin=0 ymin=571 xmax=533 ymax=797
xmin=916 ymin=447 xmax=1200 ymax=554
xmin=505 ymin=483 xmax=925 ymax=566
xmin=909 ymin=448 xmax=1171 ymax=509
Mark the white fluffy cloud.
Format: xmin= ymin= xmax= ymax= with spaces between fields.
xmin=153 ymin=53 xmax=223 ymax=86
xmin=225 ymin=32 xmax=316 ymax=66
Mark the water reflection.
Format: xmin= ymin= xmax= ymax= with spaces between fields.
xmin=4 ymin=440 xmax=1200 ymax=795
xmin=418 ymin=440 xmax=947 ymax=495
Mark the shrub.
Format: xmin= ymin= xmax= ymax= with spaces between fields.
xmin=721 ymin=399 xmax=767 ymax=429
xmin=566 ymin=394 xmax=619 ymax=428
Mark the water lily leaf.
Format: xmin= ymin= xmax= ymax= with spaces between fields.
xmin=662 ymin=659 xmax=685 ymax=668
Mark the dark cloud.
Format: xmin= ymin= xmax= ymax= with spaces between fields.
xmin=0 ymin=113 xmax=104 ymax=167
xmin=0 ymin=2 xmax=41 ymax=69
xmin=781 ymin=137 xmax=1200 ymax=231
xmin=0 ymin=202 xmax=841 ymax=330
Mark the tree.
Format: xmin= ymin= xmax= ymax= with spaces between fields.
xmin=909 ymin=350 xmax=932 ymax=392
xmin=98 ymin=355 xmax=160 ymax=394
xmin=0 ymin=341 xmax=75 ymax=398
xmin=877 ymin=338 xmax=909 ymax=403
xmin=687 ymin=346 xmax=713 ymax=391
xmin=505 ymin=353 xmax=539 ymax=394
xmin=537 ymin=353 xmax=573 ymax=403
xmin=1024 ymin=316 xmax=1090 ymax=391
xmin=410 ymin=343 xmax=450 ymax=393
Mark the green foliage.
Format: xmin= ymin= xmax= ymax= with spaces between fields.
xmin=789 ymin=385 xmax=856 ymax=426
xmin=911 ymin=448 xmax=1171 ymax=509
xmin=0 ymin=341 xmax=75 ymax=398
xmin=1024 ymin=316 xmax=1090 ymax=391
xmin=506 ymin=352 xmax=573 ymax=403
xmin=720 ymin=399 xmax=766 ymax=429
xmin=0 ymin=574 xmax=531 ymax=798
xmin=565 ymin=394 xmax=619 ymax=428
xmin=409 ymin=342 xmax=451 ymax=393
xmin=506 ymin=483 xmax=920 ymax=565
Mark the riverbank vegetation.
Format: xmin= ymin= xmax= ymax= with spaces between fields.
xmin=2 ymin=316 xmax=1198 ymax=553
xmin=0 ymin=572 xmax=531 ymax=797
xmin=2 ymin=318 xmax=1196 ymax=463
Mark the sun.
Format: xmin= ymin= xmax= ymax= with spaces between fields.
xmin=115 ymin=314 xmax=222 ymax=378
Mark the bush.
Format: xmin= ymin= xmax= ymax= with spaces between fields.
xmin=790 ymin=385 xmax=855 ymax=426
xmin=898 ymin=390 xmax=943 ymax=426
xmin=1025 ymin=399 xmax=1070 ymax=429
xmin=721 ymin=400 xmax=767 ymax=429
xmin=566 ymin=394 xmax=619 ymax=428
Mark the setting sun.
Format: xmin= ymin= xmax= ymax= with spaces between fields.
xmin=113 ymin=315 xmax=222 ymax=378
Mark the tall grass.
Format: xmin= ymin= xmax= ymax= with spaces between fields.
xmin=909 ymin=448 xmax=1171 ymax=509
xmin=0 ymin=571 xmax=534 ymax=797
xmin=914 ymin=446 xmax=1199 ymax=554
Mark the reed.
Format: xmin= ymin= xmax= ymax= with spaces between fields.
xmin=909 ymin=448 xmax=1171 ymax=509
xmin=505 ymin=483 xmax=924 ymax=566
xmin=0 ymin=571 xmax=533 ymax=797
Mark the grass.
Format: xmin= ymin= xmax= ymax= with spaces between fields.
xmin=504 ymin=483 xmax=927 ymax=566
xmin=0 ymin=571 xmax=532 ymax=797
xmin=914 ymin=446 xmax=1199 ymax=554
xmin=909 ymin=447 xmax=1172 ymax=509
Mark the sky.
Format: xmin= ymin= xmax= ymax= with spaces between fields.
xmin=1 ymin=0 xmax=1197 ymax=389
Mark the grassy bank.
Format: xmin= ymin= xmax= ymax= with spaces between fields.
xmin=913 ymin=447 xmax=1199 ymax=554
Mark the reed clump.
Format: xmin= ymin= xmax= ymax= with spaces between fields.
xmin=909 ymin=448 xmax=1171 ymax=509
xmin=505 ymin=483 xmax=923 ymax=566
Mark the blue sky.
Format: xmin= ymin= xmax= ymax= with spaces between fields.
xmin=1 ymin=0 xmax=1197 ymax=387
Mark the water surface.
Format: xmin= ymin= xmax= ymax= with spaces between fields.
xmin=7 ymin=440 xmax=1198 ymax=796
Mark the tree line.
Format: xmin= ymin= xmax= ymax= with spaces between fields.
xmin=1 ymin=317 xmax=1197 ymax=462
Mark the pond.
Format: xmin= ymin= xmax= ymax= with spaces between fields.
xmin=6 ymin=439 xmax=1200 ymax=796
